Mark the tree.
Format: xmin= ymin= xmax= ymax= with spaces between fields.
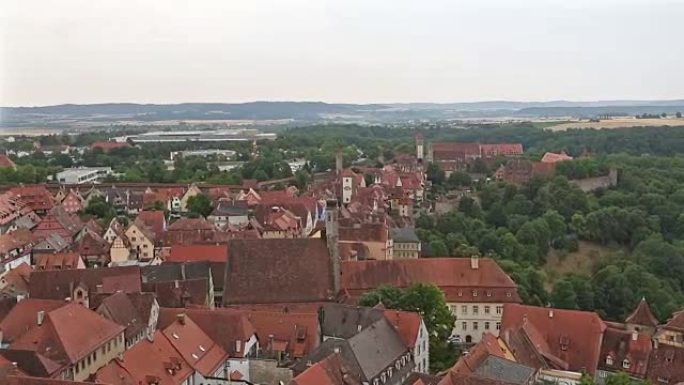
xmin=84 ymin=196 xmax=116 ymax=222
xmin=428 ymin=240 xmax=449 ymax=257
xmin=551 ymin=278 xmax=578 ymax=309
xmin=427 ymin=163 xmax=445 ymax=185
xmin=446 ymin=171 xmax=472 ymax=189
xmin=186 ymin=194 xmax=213 ymax=217
xmin=294 ymin=170 xmax=310 ymax=190
xmin=359 ymin=284 xmax=457 ymax=373
xmin=458 ymin=196 xmax=481 ymax=218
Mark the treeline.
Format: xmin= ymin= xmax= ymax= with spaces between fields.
xmin=418 ymin=153 xmax=684 ymax=322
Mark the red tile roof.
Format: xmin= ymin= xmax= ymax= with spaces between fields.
xmin=0 ymin=299 xmax=66 ymax=344
xmin=541 ymin=152 xmax=573 ymax=163
xmin=28 ymin=265 xmax=142 ymax=301
xmin=223 ymin=238 xmax=337 ymax=305
xmin=96 ymin=291 xmax=148 ymax=342
xmin=626 ymin=298 xmax=659 ymax=327
xmin=341 ymin=258 xmax=520 ymax=303
xmin=480 ymin=143 xmax=524 ymax=157
xmin=0 ymin=154 xmax=17 ymax=169
xmin=599 ymin=325 xmax=651 ymax=378
xmin=662 ymin=310 xmax=684 ymax=332
xmin=10 ymin=303 xmax=124 ymax=366
xmin=240 ymin=308 xmax=320 ymax=359
xmin=35 ymin=253 xmax=82 ymax=270
xmin=157 ymin=307 xmax=256 ymax=357
xmin=135 ymin=210 xmax=166 ymax=240
xmin=382 ymin=309 xmax=422 ymax=349
xmin=167 ymin=244 xmax=228 ymax=263
xmin=647 ymin=344 xmax=684 ymax=385
xmin=447 ymin=333 xmax=510 ymax=374
xmin=500 ymin=304 xmax=606 ymax=374
xmin=96 ymin=330 xmax=193 ymax=385
xmin=290 ymin=353 xmax=362 ymax=385
xmin=8 ymin=186 xmax=54 ymax=213
xmin=161 ymin=315 xmax=229 ymax=377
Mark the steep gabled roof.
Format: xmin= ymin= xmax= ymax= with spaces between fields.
xmin=96 ymin=330 xmax=193 ymax=385
xmin=0 ymin=299 xmax=66 ymax=344
xmin=663 ymin=310 xmax=684 ymax=332
xmin=157 ymin=308 xmax=256 ymax=357
xmin=96 ymin=291 xmax=147 ymax=341
xmin=290 ymin=353 xmax=363 ymax=385
xmin=625 ymin=297 xmax=659 ymax=327
xmin=10 ymin=303 xmax=124 ymax=365
xmin=500 ymin=304 xmax=606 ymax=374
xmin=161 ymin=315 xmax=229 ymax=377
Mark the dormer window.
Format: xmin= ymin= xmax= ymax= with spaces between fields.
xmin=458 ymin=291 xmax=462 ymax=297
xmin=472 ymin=290 xmax=478 ymax=297
xmin=623 ymin=359 xmax=631 ymax=369
xmin=606 ymin=355 xmax=613 ymax=365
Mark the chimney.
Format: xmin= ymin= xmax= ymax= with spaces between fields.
xmin=176 ymin=313 xmax=185 ymax=325
xmin=37 ymin=310 xmax=45 ymax=326
xmin=470 ymin=255 xmax=479 ymax=269
xmin=326 ymin=199 xmax=341 ymax=296
xmin=335 ymin=148 xmax=343 ymax=174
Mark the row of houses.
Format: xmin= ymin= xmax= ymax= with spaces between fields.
xmin=434 ymin=298 xmax=684 ymax=385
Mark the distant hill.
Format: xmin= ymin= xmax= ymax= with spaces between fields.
xmin=2 ymin=100 xmax=684 ymax=128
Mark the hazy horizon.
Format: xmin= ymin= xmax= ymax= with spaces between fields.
xmin=2 ymin=0 xmax=684 ymax=107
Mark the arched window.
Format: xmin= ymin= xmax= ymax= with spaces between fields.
xmin=465 ymin=335 xmax=472 ymax=343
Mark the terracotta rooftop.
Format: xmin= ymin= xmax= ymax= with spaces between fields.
xmin=663 ymin=310 xmax=684 ymax=332
xmin=167 ymin=244 xmax=228 ymax=263
xmin=223 ymin=238 xmax=337 ymax=305
xmin=646 ymin=344 xmax=684 ymax=385
xmin=29 ymin=265 xmax=142 ymax=301
xmin=541 ymin=151 xmax=573 ymax=163
xmin=0 ymin=154 xmax=17 ymax=169
xmin=447 ymin=333 xmax=513 ymax=374
xmin=135 ymin=210 xmax=166 ymax=240
xmin=157 ymin=307 xmax=256 ymax=357
xmin=0 ymin=299 xmax=66 ymax=344
xmin=599 ymin=325 xmax=651 ymax=378
xmin=500 ymin=304 xmax=606 ymax=374
xmin=96 ymin=291 xmax=149 ymax=342
xmin=35 ymin=253 xmax=82 ymax=271
xmin=341 ymin=258 xmax=520 ymax=303
xmin=161 ymin=314 xmax=229 ymax=377
xmin=625 ymin=297 xmax=659 ymax=327
xmin=10 ymin=303 xmax=124 ymax=366
xmin=290 ymin=353 xmax=362 ymax=385
xmin=96 ymin=330 xmax=193 ymax=385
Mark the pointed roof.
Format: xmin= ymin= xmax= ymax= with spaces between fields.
xmin=625 ymin=297 xmax=659 ymax=327
xmin=663 ymin=310 xmax=684 ymax=332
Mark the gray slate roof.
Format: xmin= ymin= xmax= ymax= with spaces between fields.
xmin=321 ymin=303 xmax=385 ymax=340
xmin=294 ymin=317 xmax=412 ymax=383
xmin=474 ymin=356 xmax=536 ymax=385
xmin=391 ymin=227 xmax=420 ymax=243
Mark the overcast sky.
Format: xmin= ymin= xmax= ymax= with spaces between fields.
xmin=1 ymin=0 xmax=683 ymax=106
